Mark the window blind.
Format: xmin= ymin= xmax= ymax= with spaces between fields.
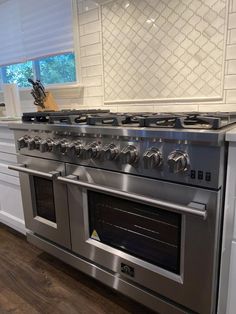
xmin=0 ymin=0 xmax=74 ymax=66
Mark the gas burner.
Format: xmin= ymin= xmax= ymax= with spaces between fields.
xmin=139 ymin=114 xmax=182 ymax=128
xmin=21 ymin=110 xmax=236 ymax=130
xmin=22 ymin=109 xmax=110 ymax=124
xmin=175 ymin=112 xmax=236 ymax=129
xmin=138 ymin=112 xmax=236 ymax=130
xmin=87 ymin=113 xmax=145 ymax=126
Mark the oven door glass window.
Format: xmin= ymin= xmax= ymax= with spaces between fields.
xmin=33 ymin=176 xmax=56 ymax=223
xmin=88 ymin=191 xmax=182 ymax=274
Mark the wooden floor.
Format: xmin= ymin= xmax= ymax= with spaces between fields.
xmin=0 ymin=224 xmax=155 ymax=314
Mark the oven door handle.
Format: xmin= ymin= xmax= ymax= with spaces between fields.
xmin=58 ymin=175 xmax=207 ymax=220
xmin=8 ymin=164 xmax=60 ymax=179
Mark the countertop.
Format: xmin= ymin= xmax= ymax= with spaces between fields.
xmin=226 ymin=127 xmax=236 ymax=142
xmin=0 ymin=119 xmax=21 ymax=128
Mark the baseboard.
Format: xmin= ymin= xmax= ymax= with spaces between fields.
xmin=0 ymin=211 xmax=26 ymax=235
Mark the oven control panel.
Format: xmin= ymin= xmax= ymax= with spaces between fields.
xmin=14 ymin=129 xmax=224 ymax=189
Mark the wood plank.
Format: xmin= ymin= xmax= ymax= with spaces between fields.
xmin=0 ymin=224 xmax=155 ymax=314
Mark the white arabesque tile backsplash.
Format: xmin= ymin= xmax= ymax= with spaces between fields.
xmin=102 ymin=0 xmax=226 ymax=102
xmin=14 ymin=0 xmax=236 ymax=113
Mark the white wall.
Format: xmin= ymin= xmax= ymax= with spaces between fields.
xmin=3 ymin=0 xmax=236 ymax=113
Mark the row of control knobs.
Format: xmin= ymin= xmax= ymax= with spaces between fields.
xmin=17 ymin=136 xmax=188 ymax=173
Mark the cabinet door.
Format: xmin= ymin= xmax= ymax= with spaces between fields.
xmin=227 ymin=241 xmax=236 ymax=314
xmin=0 ymin=173 xmax=25 ymax=233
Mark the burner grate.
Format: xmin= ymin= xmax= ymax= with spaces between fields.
xmin=22 ymin=109 xmax=110 ymax=124
xmin=21 ymin=110 xmax=236 ymax=129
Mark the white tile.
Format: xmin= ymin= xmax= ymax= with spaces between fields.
xmin=228 ymin=60 xmax=236 ymax=75
xmin=80 ymin=32 xmax=100 ymax=47
xmin=116 ymin=105 xmax=154 ymax=113
xmin=79 ymin=9 xmax=99 ymax=25
xmin=226 ymin=45 xmax=236 ymax=60
xmin=229 ymin=13 xmax=236 ymax=29
xmin=198 ymin=104 xmax=236 ymax=111
xmin=81 ymin=65 xmax=103 ymax=77
xmin=82 ymin=76 xmax=102 ymax=86
xmin=229 ymin=29 xmax=236 ymax=44
xmin=79 ymin=21 xmax=101 ymax=36
xmin=82 ymin=0 xmax=99 ymax=13
xmin=83 ymin=96 xmax=104 ymax=106
xmin=80 ymin=43 xmax=102 ymax=57
xmin=232 ymin=0 xmax=236 ymax=12
xmin=226 ymin=90 xmax=236 ymax=103
xmin=101 ymin=104 xmax=118 ymax=112
xmin=225 ymin=75 xmax=236 ymax=89
xmin=80 ymin=55 xmax=102 ymax=67
xmin=84 ymin=86 xmax=104 ymax=97
xmin=153 ymin=105 xmax=199 ymax=112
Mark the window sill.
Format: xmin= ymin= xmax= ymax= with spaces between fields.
xmin=19 ymin=82 xmax=84 ymax=92
xmin=0 ymin=83 xmax=84 ymax=101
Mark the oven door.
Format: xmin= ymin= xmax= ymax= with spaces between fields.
xmin=9 ymin=156 xmax=71 ymax=249
xmin=59 ymin=164 xmax=221 ymax=314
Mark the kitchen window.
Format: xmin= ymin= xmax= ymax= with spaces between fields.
xmin=0 ymin=53 xmax=76 ymax=88
xmin=0 ymin=0 xmax=78 ymax=88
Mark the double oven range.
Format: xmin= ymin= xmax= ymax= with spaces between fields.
xmin=9 ymin=110 xmax=236 ymax=314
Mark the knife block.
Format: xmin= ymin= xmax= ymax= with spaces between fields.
xmin=37 ymin=91 xmax=59 ymax=112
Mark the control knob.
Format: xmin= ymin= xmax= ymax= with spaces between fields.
xmin=60 ymin=140 xmax=69 ymax=155
xmin=83 ymin=142 xmax=100 ymax=159
xmin=100 ymin=144 xmax=119 ymax=161
xmin=120 ymin=145 xmax=138 ymax=164
xmin=27 ymin=136 xmax=40 ymax=151
xmin=143 ymin=148 xmax=162 ymax=168
xmin=52 ymin=140 xmax=61 ymax=154
xmin=66 ymin=141 xmax=83 ymax=158
xmin=17 ymin=136 xmax=29 ymax=150
xmin=52 ymin=140 xmax=68 ymax=154
xmin=168 ymin=151 xmax=188 ymax=173
xmin=39 ymin=139 xmax=54 ymax=153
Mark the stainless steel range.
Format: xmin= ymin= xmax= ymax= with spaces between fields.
xmin=9 ymin=110 xmax=236 ymax=314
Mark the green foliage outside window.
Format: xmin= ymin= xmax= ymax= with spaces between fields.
xmin=0 ymin=53 xmax=76 ymax=88
xmin=3 ymin=61 xmax=33 ymax=88
xmin=39 ymin=53 xmax=76 ymax=85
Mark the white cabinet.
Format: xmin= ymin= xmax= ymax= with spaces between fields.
xmin=218 ymin=132 xmax=236 ymax=314
xmin=227 ymin=241 xmax=236 ymax=314
xmin=0 ymin=124 xmax=25 ymax=234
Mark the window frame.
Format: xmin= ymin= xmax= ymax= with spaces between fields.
xmin=0 ymin=0 xmax=82 ymax=91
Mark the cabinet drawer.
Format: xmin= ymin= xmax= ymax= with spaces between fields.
xmin=0 ymin=172 xmax=24 ymax=226
xmin=0 ymin=141 xmax=16 ymax=154
xmin=0 ymin=152 xmax=18 ymax=177
xmin=0 ymin=127 xmax=14 ymax=141
xmin=0 ymin=152 xmax=17 ymax=164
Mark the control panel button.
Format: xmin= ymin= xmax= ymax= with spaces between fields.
xmin=205 ymin=172 xmax=211 ymax=182
xmin=190 ymin=170 xmax=196 ymax=179
xmin=198 ymin=171 xmax=203 ymax=180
